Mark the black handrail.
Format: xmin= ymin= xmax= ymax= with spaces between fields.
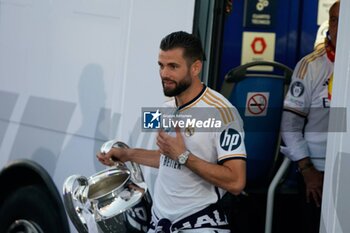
xmin=224 ymin=61 xmax=293 ymax=85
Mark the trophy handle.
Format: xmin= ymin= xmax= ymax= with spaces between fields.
xmin=63 ymin=175 xmax=90 ymax=233
xmin=101 ymin=140 xmax=146 ymax=183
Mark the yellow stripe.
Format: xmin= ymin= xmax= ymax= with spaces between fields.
xmin=297 ymin=48 xmax=326 ymax=79
xmin=297 ymin=49 xmax=325 ymax=79
xmin=202 ymin=96 xmax=229 ymax=125
xmin=297 ymin=59 xmax=307 ymax=79
xmin=300 ymin=49 xmax=326 ymax=78
xmin=219 ymin=154 xmax=247 ymax=161
xmin=204 ymin=92 xmax=233 ymax=123
xmin=206 ymin=90 xmax=235 ymax=122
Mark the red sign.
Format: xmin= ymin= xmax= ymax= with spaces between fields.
xmin=250 ymin=37 xmax=267 ymax=54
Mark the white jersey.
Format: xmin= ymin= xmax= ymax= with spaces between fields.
xmin=281 ymin=47 xmax=333 ymax=171
xmin=153 ymin=86 xmax=246 ymax=222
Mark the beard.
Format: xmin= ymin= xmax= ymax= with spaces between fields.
xmin=162 ymin=75 xmax=192 ymax=97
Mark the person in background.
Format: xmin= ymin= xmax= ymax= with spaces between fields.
xmin=97 ymin=31 xmax=246 ymax=233
xmin=280 ymin=1 xmax=340 ymax=233
xmin=314 ymin=20 xmax=328 ymax=50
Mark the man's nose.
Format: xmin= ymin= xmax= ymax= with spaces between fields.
xmin=160 ymin=67 xmax=170 ymax=77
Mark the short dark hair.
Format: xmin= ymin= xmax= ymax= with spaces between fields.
xmin=160 ymin=31 xmax=204 ymax=64
xmin=329 ymin=0 xmax=340 ymax=14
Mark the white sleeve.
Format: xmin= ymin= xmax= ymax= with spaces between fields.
xmin=283 ymin=57 xmax=315 ymax=115
xmin=280 ymin=111 xmax=310 ymax=161
xmin=215 ymin=115 xmax=246 ymax=164
xmin=280 ymin=58 xmax=313 ymax=161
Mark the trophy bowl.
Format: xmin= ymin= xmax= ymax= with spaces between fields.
xmin=63 ymin=141 xmax=152 ymax=233
xmin=87 ymin=167 xmax=130 ymax=201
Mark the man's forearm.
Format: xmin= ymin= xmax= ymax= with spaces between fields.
xmin=297 ymin=157 xmax=314 ymax=173
xmin=127 ymin=148 xmax=160 ymax=168
xmin=185 ymin=153 xmax=246 ymax=195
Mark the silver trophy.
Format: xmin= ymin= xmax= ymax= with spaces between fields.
xmin=63 ymin=141 xmax=152 ymax=233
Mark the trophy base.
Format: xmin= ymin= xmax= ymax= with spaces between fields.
xmin=97 ymin=214 xmax=127 ymax=233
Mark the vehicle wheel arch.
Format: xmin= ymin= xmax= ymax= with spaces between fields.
xmin=0 ymin=159 xmax=70 ymax=233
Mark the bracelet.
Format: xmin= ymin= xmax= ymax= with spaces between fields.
xmin=298 ymin=162 xmax=314 ymax=173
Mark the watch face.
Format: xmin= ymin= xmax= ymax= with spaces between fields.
xmin=178 ymin=151 xmax=189 ymax=165
xmin=179 ymin=156 xmax=186 ymax=164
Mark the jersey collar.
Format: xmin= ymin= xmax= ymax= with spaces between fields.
xmin=325 ymin=38 xmax=336 ymax=63
xmin=176 ymin=84 xmax=207 ymax=111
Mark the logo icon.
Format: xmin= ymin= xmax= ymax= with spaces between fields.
xmin=185 ymin=127 xmax=195 ymax=137
xmin=220 ymin=128 xmax=241 ymax=151
xmin=143 ymin=109 xmax=162 ymax=129
xmin=256 ymin=0 xmax=269 ymax=11
xmin=290 ymin=81 xmax=304 ymax=98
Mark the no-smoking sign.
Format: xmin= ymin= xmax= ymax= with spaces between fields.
xmin=245 ymin=92 xmax=270 ymax=116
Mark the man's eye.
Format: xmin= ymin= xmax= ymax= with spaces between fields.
xmin=330 ymin=17 xmax=338 ymax=23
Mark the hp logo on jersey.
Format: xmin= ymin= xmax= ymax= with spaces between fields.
xmin=143 ymin=109 xmax=161 ymax=129
xmin=220 ymin=128 xmax=241 ymax=151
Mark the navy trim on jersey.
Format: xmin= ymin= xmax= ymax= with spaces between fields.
xmin=283 ymin=108 xmax=307 ymax=118
xmin=177 ymin=84 xmax=207 ymax=111
xmin=218 ymin=156 xmax=247 ymax=165
xmin=215 ymin=186 xmax=221 ymax=200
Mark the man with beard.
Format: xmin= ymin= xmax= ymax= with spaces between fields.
xmin=280 ymin=1 xmax=339 ymax=232
xmin=97 ymin=31 xmax=246 ymax=233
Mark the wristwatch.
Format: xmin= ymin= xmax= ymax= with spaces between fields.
xmin=177 ymin=150 xmax=190 ymax=165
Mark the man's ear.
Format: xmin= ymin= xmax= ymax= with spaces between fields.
xmin=191 ymin=60 xmax=202 ymax=77
xmin=327 ymin=30 xmax=332 ymax=41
